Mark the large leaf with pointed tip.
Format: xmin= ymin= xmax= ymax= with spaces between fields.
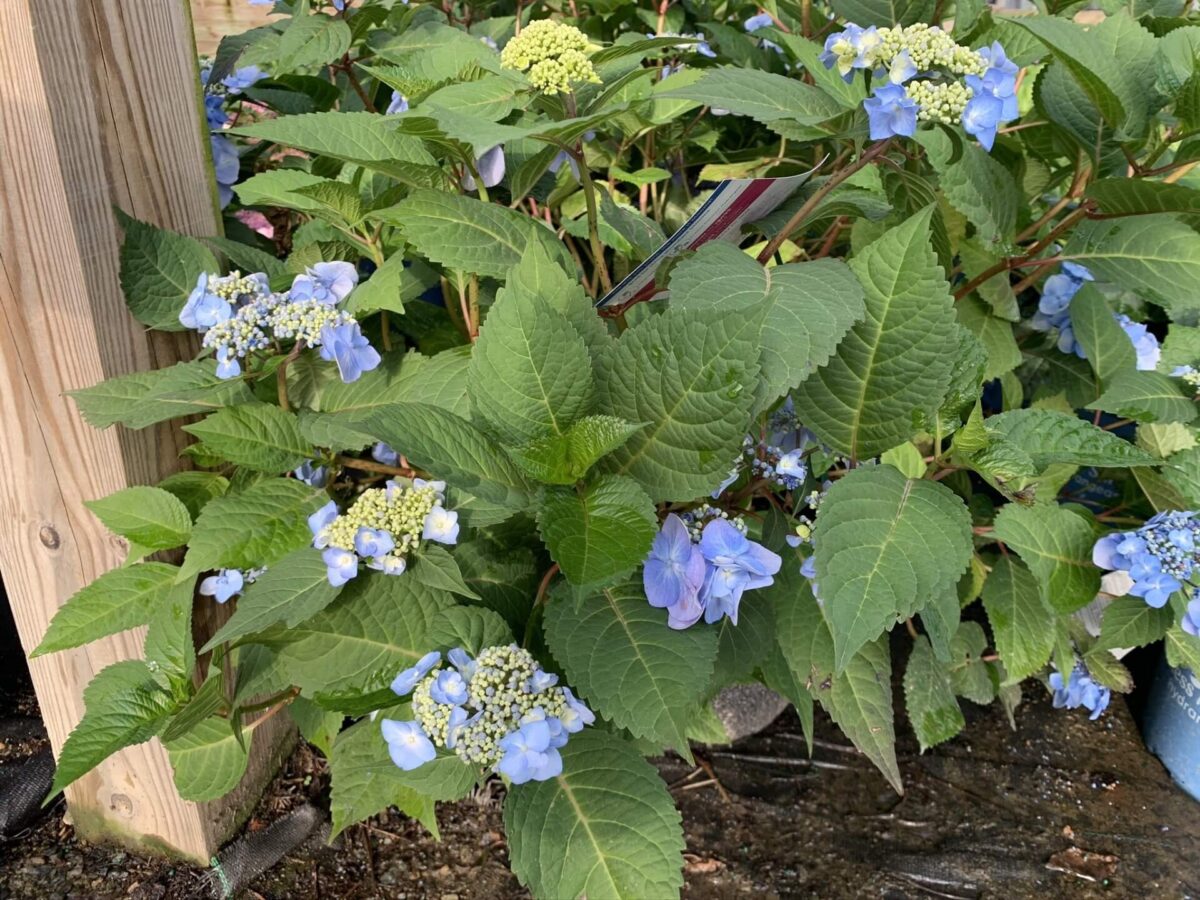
xmin=1009 ymin=16 xmax=1126 ymax=128
xmin=992 ymin=502 xmax=1099 ymax=614
xmin=981 ymin=556 xmax=1056 ymax=684
xmin=426 ymin=605 xmax=512 ymax=655
xmin=538 ymin=475 xmax=657 ymax=587
xmin=596 ymin=305 xmax=762 ymax=502
xmin=34 ymin=563 xmax=180 ymax=657
xmin=85 ymin=487 xmax=192 ymax=551
xmin=668 ymin=243 xmax=865 ymax=409
xmin=179 ymin=479 xmax=327 ymax=580
xmin=984 ymin=409 xmax=1158 ymax=470
xmin=507 ymin=416 xmax=643 ymax=485
xmin=1088 ymin=370 xmax=1198 ymax=424
xmin=69 ymin=361 xmax=253 ymax=430
xmin=503 ymin=242 xmax=610 ymax=359
xmin=824 ymin=637 xmax=902 ymax=793
xmin=543 ymin=579 xmax=718 ymax=753
xmin=656 ymin=66 xmax=843 ymax=126
xmin=1095 ymin=596 xmax=1174 ymax=652
xmin=794 ymin=206 xmax=958 ymax=459
xmin=118 ymin=214 xmax=220 ymax=331
xmin=1069 ymin=285 xmax=1136 ymax=387
xmin=504 ymin=730 xmax=684 ymax=900
xmin=257 ymin=574 xmax=456 ymax=694
xmin=165 ymin=716 xmax=251 ymax=802
xmin=468 ymin=277 xmax=594 ymax=444
xmin=903 ymin=636 xmax=964 ymax=752
xmin=813 ymin=466 xmax=972 ymax=671
xmin=184 ymin=402 xmax=312 ymax=473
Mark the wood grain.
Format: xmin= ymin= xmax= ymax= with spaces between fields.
xmin=0 ymin=0 xmax=288 ymax=863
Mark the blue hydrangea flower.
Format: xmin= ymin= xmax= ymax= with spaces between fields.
xmin=744 ymin=13 xmax=774 ymax=31
xmin=496 ymin=720 xmax=563 ymax=784
xmin=558 ymin=687 xmax=595 ymax=732
xmin=643 ymin=513 xmax=706 ymax=619
xmin=447 ymin=647 xmax=477 ymax=680
xmin=960 ymin=91 xmax=1005 ymax=151
xmin=697 ymin=519 xmax=782 ymax=625
xmin=1130 ymin=570 xmax=1181 ymax=608
xmin=527 ymin=670 xmax=558 ymax=693
xmin=381 ymin=719 xmax=437 ymax=770
xmin=445 ymin=706 xmax=471 ymax=749
xmin=204 ymin=93 xmax=229 ymax=130
xmin=1094 ymin=511 xmax=1198 ymax=610
xmin=1183 ymin=594 xmax=1200 ymax=636
xmin=308 ymin=500 xmax=339 ymax=549
xmin=291 ymin=262 xmax=359 ymax=305
xmin=293 ymin=460 xmax=328 ymax=487
xmin=386 ymin=91 xmax=409 ymax=115
xmin=210 ymin=135 xmax=240 ymax=208
xmin=430 ymin=669 xmax=470 ymax=705
xmin=322 ymin=546 xmax=359 ymax=586
xmin=214 ymin=345 xmax=241 ymax=379
xmin=199 ymin=568 xmax=244 ymax=603
xmin=864 ymin=83 xmax=918 ymax=140
xmin=696 ymin=36 xmax=717 ymax=58
xmin=180 ymin=273 xmax=234 ymax=331
xmin=318 ymin=321 xmax=381 ymax=383
xmin=820 ymin=24 xmax=883 ymax=81
xmin=463 ymin=145 xmax=506 ymax=192
xmin=221 ymin=65 xmax=267 ymax=94
xmin=372 ymin=442 xmax=400 ymax=466
xmin=776 ymin=449 xmax=807 ymax=482
xmin=353 ymin=527 xmax=396 ymax=559
xmin=422 ymin=507 xmax=460 ymax=545
xmin=1115 ymin=315 xmax=1161 ymax=371
xmin=887 ymin=49 xmax=917 ymax=85
xmin=1049 ymin=664 xmax=1110 ymax=720
xmin=391 ymin=650 xmax=442 ymax=696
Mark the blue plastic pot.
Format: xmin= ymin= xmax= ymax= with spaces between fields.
xmin=1143 ymin=659 xmax=1200 ymax=803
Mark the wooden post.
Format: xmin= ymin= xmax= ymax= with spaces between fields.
xmin=0 ymin=0 xmax=290 ymax=863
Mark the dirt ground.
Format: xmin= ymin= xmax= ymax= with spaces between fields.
xmin=2 ymin=653 xmax=1199 ymax=900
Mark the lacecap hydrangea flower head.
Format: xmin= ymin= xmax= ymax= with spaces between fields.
xmin=643 ymin=511 xmax=781 ymax=629
xmin=308 ymin=478 xmax=459 ymax=586
xmin=500 ymin=19 xmax=600 ymax=95
xmin=821 ymin=25 xmax=1017 ymax=150
xmin=1093 ymin=510 xmax=1200 ymax=610
xmin=383 ymin=644 xmax=595 ymax=784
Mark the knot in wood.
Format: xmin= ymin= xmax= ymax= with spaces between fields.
xmin=38 ymin=525 xmax=60 ymax=550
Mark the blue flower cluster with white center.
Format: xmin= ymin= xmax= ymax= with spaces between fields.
xmin=1030 ymin=262 xmax=1160 ymax=371
xmin=199 ymin=61 xmax=266 ymax=207
xmin=1093 ymin=510 xmax=1200 ymax=609
xmin=1049 ymin=662 xmax=1110 ymax=720
xmin=198 ymin=566 xmax=265 ymax=604
xmin=308 ymin=479 xmax=458 ymax=586
xmin=819 ymin=24 xmax=1016 ymax=150
xmin=181 ymin=262 xmax=381 ymax=383
xmin=643 ymin=513 xmax=782 ymax=629
xmin=383 ymin=644 xmax=595 ymax=784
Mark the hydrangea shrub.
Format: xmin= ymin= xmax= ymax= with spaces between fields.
xmin=34 ymin=0 xmax=1200 ymax=894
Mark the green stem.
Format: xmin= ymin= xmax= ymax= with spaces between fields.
xmin=576 ymin=156 xmax=613 ymax=295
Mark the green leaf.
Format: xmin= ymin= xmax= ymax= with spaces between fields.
xmin=50 ymin=660 xmax=176 ymax=795
xmin=409 ymin=544 xmax=480 ymax=601
xmin=501 ymin=241 xmax=611 ymax=359
xmin=813 ymin=466 xmax=973 ymax=671
xmin=1140 ymin=422 xmax=1197 ymax=459
xmin=180 ymin=479 xmax=327 ymax=580
xmin=293 ymin=181 xmax=364 ymax=226
xmin=992 ymin=503 xmax=1099 ymax=614
xmin=596 ymin=305 xmax=762 ymax=503
xmin=262 ymin=574 xmax=456 ymax=694
xmin=118 ymin=213 xmax=219 ymax=331
xmin=656 ymin=66 xmax=843 ymax=127
xmin=1070 ymin=285 xmax=1136 ymax=387
xmin=278 ymin=6 xmax=351 ymax=70
xmin=1085 ymin=179 xmax=1200 ymax=217
xmin=343 ymin=252 xmax=417 ymax=316
xmin=711 ymin=589 xmax=775 ymax=688
xmin=157 ymin=472 xmax=230 ymax=521
xmin=144 ymin=579 xmax=196 ymax=680
xmin=504 ymin=730 xmax=684 ymax=900
xmin=538 ymin=475 xmax=657 ymax=587
xmin=33 ymin=563 xmax=180 ymax=657
xmin=1165 ymin=626 xmax=1200 ymax=672
xmin=232 ymin=112 xmax=443 ymax=186
xmin=165 ymin=716 xmax=250 ymax=802
xmin=825 ymin=638 xmax=902 ymax=793
xmin=507 ymin=416 xmax=644 ymax=485
xmin=363 ymin=402 xmax=530 ymax=507
xmin=454 ymin=539 xmax=539 ymax=631
xmin=956 ymin=295 xmax=1021 ymax=382
xmin=184 ymin=402 xmax=313 ymax=473
xmin=903 ymin=636 xmax=965 ymax=752
xmin=468 ymin=277 xmax=595 ymax=444
xmin=202 ymin=548 xmax=342 ymax=652
xmin=1066 ymin=215 xmax=1200 ymax=319
xmin=793 ymin=206 xmax=958 ymax=459
xmin=426 ymin=605 xmax=513 ymax=655
xmin=947 ymin=622 xmax=995 ymax=705
xmin=1082 ymin=647 xmax=1134 ymax=693
xmin=880 ymin=442 xmax=927 ymax=479
xmin=85 ymin=487 xmax=192 ymax=550
xmin=160 ymin=675 xmax=228 ymax=743
xmin=381 ymin=189 xmax=574 ymax=279
xmin=1089 ymin=370 xmax=1198 ymax=424
xmin=1009 ymin=16 xmax=1126 ymax=128
xmin=235 ymin=169 xmax=332 ymax=212
xmin=920 ymin=130 xmax=1017 ymax=245
xmin=981 ymin=556 xmax=1056 ymax=684
xmin=544 ymin=578 xmax=718 ymax=753
xmin=1095 ymin=596 xmax=1174 ymax=652
xmin=69 ymin=361 xmax=253 ymax=430
xmin=829 ymin=0 xmax=935 ymax=26
xmin=1163 ymin=446 xmax=1200 ymax=504
xmin=1133 ymin=466 xmax=1190 ymax=513
xmin=288 ymin=696 xmax=344 ymax=757
xmin=984 ymin=409 xmax=1158 ymax=470
xmin=668 ymin=243 xmax=865 ymax=409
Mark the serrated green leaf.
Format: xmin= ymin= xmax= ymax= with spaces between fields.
xmin=144 ymin=579 xmax=195 ymax=680
xmin=426 ymin=605 xmax=512 ymax=655
xmin=1089 ymin=370 xmax=1198 ymax=424
xmin=165 ymin=716 xmax=251 ymax=802
xmin=1139 ymin=422 xmax=1197 ymax=459
xmin=992 ymin=503 xmax=1099 ymax=614
xmin=956 ymin=295 xmax=1021 ymax=382
xmin=543 ymin=578 xmax=718 ymax=753
xmin=656 ymin=66 xmax=842 ymax=126
xmin=278 ymin=4 xmax=351 ymax=70
xmin=33 ymin=563 xmax=180 ymax=657
xmin=794 ymin=206 xmax=957 ymax=459
xmin=157 ymin=472 xmax=230 ymax=521
xmin=904 ymin=636 xmax=965 ymax=752
xmin=1070 ymin=284 xmax=1136 ymax=387
xmin=920 ymin=130 xmax=1017 ymax=245
xmin=1163 ymin=446 xmax=1200 ymax=504
xmin=668 ymin=243 xmax=865 ymax=409
xmin=69 ymin=361 xmax=253 ymax=430
xmin=981 ymin=556 xmax=1055 ymax=684
xmin=293 ymin=181 xmax=364 ymax=226
xmin=454 ymin=539 xmax=538 ymax=631
xmin=504 ymin=730 xmax=684 ymax=900
xmin=343 ymin=252 xmax=418 ymax=316
xmin=825 ymin=637 xmax=902 ymax=793
xmin=85 ymin=487 xmax=192 ymax=550
xmin=507 ymin=416 xmax=644 ymax=485
xmin=180 ymin=479 xmax=327 ymax=580
xmin=596 ymin=306 xmax=761 ymax=503
xmin=261 ymin=574 xmax=456 ymax=694
xmin=1086 ymin=179 xmax=1200 ymax=217
xmin=202 ymin=548 xmax=342 ymax=652
xmin=711 ymin=589 xmax=775 ymax=688
xmin=235 ymin=169 xmax=332 ymax=212
xmin=118 ymin=213 xmax=219 ymax=331
xmin=1082 ymin=647 xmax=1134 ymax=693
xmin=502 ymin=242 xmax=609 ymax=359
xmin=160 ymin=675 xmax=228 ymax=743
xmin=984 ymin=409 xmax=1158 ymax=470
xmin=947 ymin=622 xmax=994 ymax=705
xmin=184 ymin=402 xmax=312 ymax=473
xmin=1165 ymin=625 xmax=1200 ymax=672
xmin=288 ymin=696 xmax=344 ymax=757
xmin=1009 ymin=16 xmax=1126 ymax=128
xmin=1095 ymin=595 xmax=1174 ymax=652
xmin=538 ymin=475 xmax=656 ymax=587
xmin=813 ymin=466 xmax=973 ymax=671
xmin=50 ymin=660 xmax=176 ymax=796
xmin=409 ymin=544 xmax=480 ymax=601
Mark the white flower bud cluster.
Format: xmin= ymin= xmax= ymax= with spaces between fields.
xmin=500 ymin=19 xmax=601 ymax=95
xmin=878 ymin=24 xmax=985 ymax=77
xmin=321 ymin=483 xmax=440 ymax=555
xmin=680 ymin=504 xmax=747 ymax=543
xmin=906 ymin=79 xmax=974 ymax=124
xmin=269 ymin=300 xmax=356 ymax=345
